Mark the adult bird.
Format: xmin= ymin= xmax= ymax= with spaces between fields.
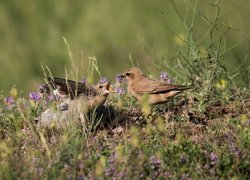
xmin=122 ymin=67 xmax=191 ymax=105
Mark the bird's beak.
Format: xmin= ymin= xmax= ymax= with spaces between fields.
xmin=106 ymin=81 xmax=116 ymax=93
xmin=121 ymin=74 xmax=127 ymax=78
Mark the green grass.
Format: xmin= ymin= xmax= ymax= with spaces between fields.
xmin=0 ymin=1 xmax=250 ymax=179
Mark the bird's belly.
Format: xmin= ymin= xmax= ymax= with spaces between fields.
xmin=148 ymin=94 xmax=168 ymax=104
xmin=148 ymin=91 xmax=181 ymax=105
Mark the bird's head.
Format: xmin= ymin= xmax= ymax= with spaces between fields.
xmin=122 ymin=67 xmax=145 ymax=81
xmin=95 ymin=81 xmax=115 ymax=96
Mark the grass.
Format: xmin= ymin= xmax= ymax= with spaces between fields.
xmin=0 ymin=2 xmax=250 ymax=179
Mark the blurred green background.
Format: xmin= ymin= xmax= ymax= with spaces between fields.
xmin=0 ymin=0 xmax=249 ymax=94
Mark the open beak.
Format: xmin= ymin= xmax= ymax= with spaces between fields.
xmin=107 ymin=81 xmax=116 ymax=93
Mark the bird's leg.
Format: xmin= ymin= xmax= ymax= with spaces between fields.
xmin=171 ymin=97 xmax=174 ymax=110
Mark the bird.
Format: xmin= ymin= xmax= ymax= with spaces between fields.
xmin=37 ymin=77 xmax=114 ymax=127
xmin=60 ymin=81 xmax=114 ymax=113
xmin=39 ymin=77 xmax=113 ymax=107
xmin=122 ymin=67 xmax=191 ymax=105
xmin=39 ymin=77 xmax=97 ymax=99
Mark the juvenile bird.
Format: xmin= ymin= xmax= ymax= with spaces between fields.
xmin=39 ymin=77 xmax=113 ymax=107
xmin=38 ymin=77 xmax=114 ymax=127
xmin=122 ymin=67 xmax=191 ymax=105
xmin=39 ymin=77 xmax=97 ymax=99
xmin=61 ymin=80 xmax=114 ymax=113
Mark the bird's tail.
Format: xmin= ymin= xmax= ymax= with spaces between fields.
xmin=175 ymin=85 xmax=193 ymax=91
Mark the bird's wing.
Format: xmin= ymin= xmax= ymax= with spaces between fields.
xmin=39 ymin=77 xmax=97 ymax=98
xmin=134 ymin=78 xmax=190 ymax=94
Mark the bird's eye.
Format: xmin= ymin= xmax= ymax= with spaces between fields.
xmin=126 ymin=73 xmax=130 ymax=76
xmin=99 ymin=85 xmax=103 ymax=89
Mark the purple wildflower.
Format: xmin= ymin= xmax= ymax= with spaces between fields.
xmin=210 ymin=152 xmax=217 ymax=162
xmin=181 ymin=173 xmax=189 ymax=180
xmin=160 ymin=71 xmax=174 ymax=84
xmin=117 ymin=171 xmax=126 ymax=179
xmin=116 ymin=74 xmax=124 ymax=83
xmin=104 ymin=153 xmax=116 ymax=177
xmin=150 ymin=156 xmax=161 ymax=166
xmin=229 ymin=143 xmax=241 ymax=157
xmin=99 ymin=77 xmax=108 ymax=84
xmin=77 ymin=175 xmax=84 ymax=180
xmin=5 ymin=96 xmax=14 ymax=104
xmin=108 ymin=153 xmax=116 ymax=164
xmin=29 ymin=92 xmax=41 ymax=101
xmin=149 ymin=156 xmax=161 ymax=179
xmin=115 ymin=87 xmax=125 ymax=94
xmin=78 ymin=162 xmax=84 ymax=169
xmin=80 ymin=77 xmax=86 ymax=84
xmin=160 ymin=72 xmax=169 ymax=80
xmin=104 ymin=167 xmax=115 ymax=177
xmin=203 ymin=163 xmax=210 ymax=170
xmin=47 ymin=95 xmax=54 ymax=101
xmin=163 ymin=171 xmax=171 ymax=178
xmin=87 ymin=171 xmax=94 ymax=180
xmin=210 ymin=152 xmax=218 ymax=165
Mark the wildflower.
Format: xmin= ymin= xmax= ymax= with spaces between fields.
xmin=116 ymin=74 xmax=124 ymax=83
xmin=99 ymin=77 xmax=108 ymax=84
xmin=181 ymin=173 xmax=189 ymax=180
xmin=115 ymin=87 xmax=125 ymax=94
xmin=10 ymin=86 xmax=18 ymax=98
xmin=240 ymin=114 xmax=249 ymax=126
xmin=215 ymin=79 xmax=227 ymax=90
xmin=150 ymin=156 xmax=161 ymax=166
xmin=117 ymin=171 xmax=126 ymax=179
xmin=163 ymin=171 xmax=171 ymax=178
xmin=29 ymin=92 xmax=41 ymax=101
xmin=150 ymin=155 xmax=161 ymax=178
xmin=210 ymin=152 xmax=217 ymax=162
xmin=78 ymin=162 xmax=84 ymax=169
xmin=160 ymin=72 xmax=169 ymax=80
xmin=210 ymin=153 xmax=217 ymax=161
xmin=203 ymin=163 xmax=210 ymax=170
xmin=104 ymin=167 xmax=115 ymax=177
xmin=78 ymin=175 xmax=84 ymax=180
xmin=87 ymin=171 xmax=94 ymax=180
xmin=210 ymin=152 xmax=218 ymax=165
xmin=5 ymin=97 xmax=14 ymax=105
xmin=80 ymin=77 xmax=86 ymax=84
xmin=47 ymin=95 xmax=54 ymax=101
xmin=104 ymin=153 xmax=116 ymax=177
xmin=229 ymin=143 xmax=241 ymax=157
xmin=160 ymin=71 xmax=174 ymax=84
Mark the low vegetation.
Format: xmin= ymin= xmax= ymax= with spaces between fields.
xmin=0 ymin=1 xmax=249 ymax=179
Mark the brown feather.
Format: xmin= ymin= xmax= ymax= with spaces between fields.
xmin=39 ymin=77 xmax=98 ymax=98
